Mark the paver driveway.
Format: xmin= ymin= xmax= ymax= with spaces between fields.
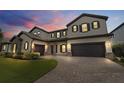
xmin=35 ymin=56 xmax=124 ymax=83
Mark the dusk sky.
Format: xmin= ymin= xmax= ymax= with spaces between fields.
xmin=0 ymin=10 xmax=124 ymax=39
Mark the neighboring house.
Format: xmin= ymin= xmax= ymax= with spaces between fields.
xmin=110 ymin=22 xmax=124 ymax=45
xmin=1 ymin=13 xmax=113 ymax=57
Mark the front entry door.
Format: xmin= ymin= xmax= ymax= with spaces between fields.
xmin=51 ymin=45 xmax=54 ymax=55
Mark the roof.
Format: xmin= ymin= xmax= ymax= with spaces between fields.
xmin=17 ymin=31 xmax=46 ymax=41
xmin=110 ymin=22 xmax=124 ymax=34
xmin=66 ymin=13 xmax=108 ymax=27
xmin=29 ymin=26 xmax=49 ymax=33
xmin=49 ymin=28 xmax=67 ymax=33
xmin=10 ymin=36 xmax=23 ymax=42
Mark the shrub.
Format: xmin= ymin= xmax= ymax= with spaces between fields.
xmin=120 ymin=57 xmax=124 ymax=62
xmin=0 ymin=52 xmax=3 ymax=56
xmin=12 ymin=52 xmax=23 ymax=59
xmin=22 ymin=52 xmax=40 ymax=60
xmin=30 ymin=52 xmax=40 ymax=60
xmin=4 ymin=52 xmax=13 ymax=58
xmin=112 ymin=44 xmax=124 ymax=57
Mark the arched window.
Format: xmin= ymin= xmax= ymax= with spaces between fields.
xmin=13 ymin=43 xmax=17 ymax=53
xmin=24 ymin=41 xmax=29 ymax=50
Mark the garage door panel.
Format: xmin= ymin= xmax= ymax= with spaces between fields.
xmin=34 ymin=44 xmax=45 ymax=56
xmin=71 ymin=42 xmax=105 ymax=57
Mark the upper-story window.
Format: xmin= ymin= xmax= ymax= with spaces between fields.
xmin=34 ymin=32 xmax=37 ymax=35
xmin=81 ymin=23 xmax=90 ymax=32
xmin=92 ymin=21 xmax=100 ymax=29
xmin=56 ymin=32 xmax=60 ymax=38
xmin=51 ymin=33 xmax=55 ymax=38
xmin=62 ymin=31 xmax=66 ymax=36
xmin=37 ymin=31 xmax=40 ymax=35
xmin=24 ymin=41 xmax=29 ymax=50
xmin=72 ymin=25 xmax=78 ymax=32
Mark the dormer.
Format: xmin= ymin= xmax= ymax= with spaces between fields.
xmin=29 ymin=27 xmax=49 ymax=40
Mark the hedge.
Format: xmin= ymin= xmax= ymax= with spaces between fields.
xmin=112 ymin=44 xmax=124 ymax=57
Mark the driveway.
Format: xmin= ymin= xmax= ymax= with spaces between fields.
xmin=35 ymin=56 xmax=124 ymax=83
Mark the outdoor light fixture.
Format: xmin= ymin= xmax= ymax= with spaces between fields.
xmin=105 ymin=41 xmax=111 ymax=48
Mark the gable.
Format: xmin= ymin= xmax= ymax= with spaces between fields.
xmin=67 ymin=13 xmax=108 ymax=27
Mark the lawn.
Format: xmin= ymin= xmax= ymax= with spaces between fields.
xmin=0 ymin=56 xmax=57 ymax=83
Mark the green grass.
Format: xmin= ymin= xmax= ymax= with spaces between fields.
xmin=0 ymin=56 xmax=57 ymax=83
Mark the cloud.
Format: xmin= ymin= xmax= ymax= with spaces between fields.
xmin=0 ymin=11 xmax=35 ymax=27
xmin=42 ymin=24 xmax=65 ymax=31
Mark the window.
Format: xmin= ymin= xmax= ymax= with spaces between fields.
xmin=56 ymin=45 xmax=57 ymax=53
xmin=60 ymin=44 xmax=66 ymax=53
xmin=3 ymin=45 xmax=6 ymax=51
xmin=81 ymin=23 xmax=90 ymax=32
xmin=34 ymin=32 xmax=37 ymax=35
xmin=72 ymin=25 xmax=78 ymax=32
xmin=13 ymin=44 xmax=17 ymax=53
xmin=51 ymin=33 xmax=55 ymax=38
xmin=37 ymin=31 xmax=40 ymax=35
xmin=92 ymin=21 xmax=100 ymax=29
xmin=24 ymin=41 xmax=29 ymax=50
xmin=56 ymin=32 xmax=60 ymax=38
xmin=62 ymin=31 xmax=66 ymax=36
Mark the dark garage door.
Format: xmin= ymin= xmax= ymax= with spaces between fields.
xmin=34 ymin=44 xmax=45 ymax=56
xmin=71 ymin=42 xmax=105 ymax=57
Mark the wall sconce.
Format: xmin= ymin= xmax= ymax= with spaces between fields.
xmin=106 ymin=41 xmax=111 ymax=48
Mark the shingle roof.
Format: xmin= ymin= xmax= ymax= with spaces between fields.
xmin=18 ymin=31 xmax=46 ymax=41
xmin=110 ymin=22 xmax=124 ymax=34
xmin=10 ymin=36 xmax=23 ymax=42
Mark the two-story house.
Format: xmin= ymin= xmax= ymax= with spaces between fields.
xmin=110 ymin=22 xmax=124 ymax=45
xmin=1 ymin=13 xmax=112 ymax=57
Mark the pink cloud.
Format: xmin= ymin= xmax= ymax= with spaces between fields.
xmin=3 ymin=27 xmax=21 ymax=39
xmin=42 ymin=24 xmax=65 ymax=31
xmin=25 ymin=21 xmax=35 ymax=29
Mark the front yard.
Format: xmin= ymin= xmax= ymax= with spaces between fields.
xmin=0 ymin=56 xmax=57 ymax=83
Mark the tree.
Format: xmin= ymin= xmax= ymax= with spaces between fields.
xmin=0 ymin=28 xmax=3 ymax=41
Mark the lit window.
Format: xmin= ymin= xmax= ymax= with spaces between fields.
xmin=38 ymin=31 xmax=40 ymax=35
xmin=34 ymin=32 xmax=37 ymax=35
xmin=51 ymin=33 xmax=55 ymax=38
xmin=3 ymin=45 xmax=6 ymax=51
xmin=72 ymin=25 xmax=78 ymax=32
xmin=13 ymin=44 xmax=17 ymax=53
xmin=81 ymin=23 xmax=89 ymax=32
xmin=56 ymin=32 xmax=60 ymax=38
xmin=63 ymin=31 xmax=66 ymax=36
xmin=24 ymin=41 xmax=29 ymax=50
xmin=60 ymin=44 xmax=66 ymax=53
xmin=92 ymin=21 xmax=99 ymax=29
